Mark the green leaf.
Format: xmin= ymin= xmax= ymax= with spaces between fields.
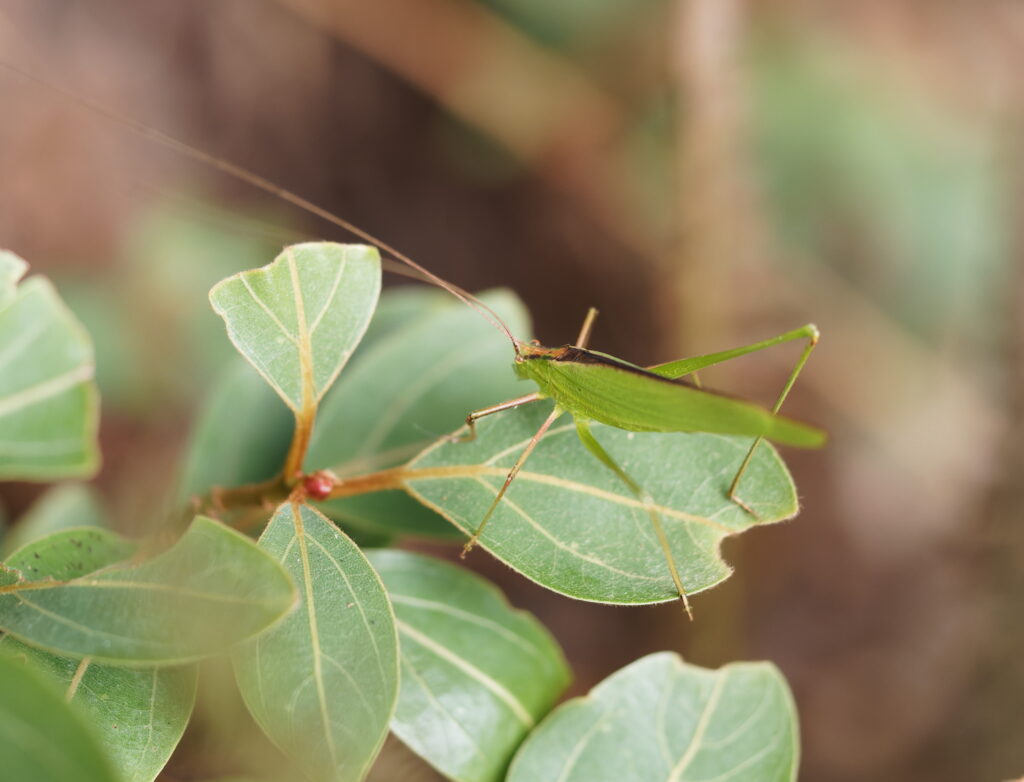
xmin=0 ymin=637 xmax=197 ymax=782
xmin=0 ymin=249 xmax=27 ymax=309
xmin=0 ymin=648 xmax=120 ymax=782
xmin=309 ymin=290 xmax=530 ymax=539
xmin=1 ymin=483 xmax=107 ymax=558
xmin=209 ymin=242 xmax=381 ymax=412
xmin=0 ymin=533 xmax=197 ymax=782
xmin=0 ymin=517 xmax=297 ymax=664
xmin=507 ymin=653 xmax=799 ymax=782
xmin=5 ymin=527 xmax=135 ymax=581
xmin=366 ymin=550 xmax=570 ymax=782
xmin=177 ymin=360 xmax=294 ymax=503
xmin=233 ymin=502 xmax=398 ymax=782
xmin=403 ymin=403 xmax=797 ymax=604
xmin=175 ymin=287 xmax=443 ymax=508
xmin=0 ymin=254 xmax=99 ymax=479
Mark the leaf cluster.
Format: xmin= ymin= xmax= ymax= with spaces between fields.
xmin=0 ymin=244 xmax=801 ymax=781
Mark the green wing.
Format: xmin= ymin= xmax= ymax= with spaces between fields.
xmin=525 ymin=357 xmax=825 ymax=447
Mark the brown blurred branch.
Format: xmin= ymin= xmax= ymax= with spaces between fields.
xmin=670 ymin=0 xmax=750 ymax=355
xmin=271 ymin=0 xmax=634 ymax=236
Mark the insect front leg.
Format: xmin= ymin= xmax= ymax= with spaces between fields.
xmin=728 ymin=324 xmax=820 ymax=516
xmin=461 ymin=405 xmax=563 ymax=557
xmin=447 ymin=392 xmax=542 ymax=443
xmin=574 ymin=418 xmax=694 ymax=620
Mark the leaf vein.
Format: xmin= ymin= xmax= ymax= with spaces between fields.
xmin=389 ymin=593 xmax=550 ymax=663
xmin=470 ymin=478 xmax=663 ymax=583
xmin=397 ymin=619 xmax=534 ymax=727
xmin=292 ymin=504 xmax=340 ymax=771
xmin=239 ymin=275 xmax=299 ymax=345
xmin=0 ymin=365 xmax=93 ymax=419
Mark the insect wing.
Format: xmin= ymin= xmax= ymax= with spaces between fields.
xmin=530 ymin=358 xmax=824 ymax=447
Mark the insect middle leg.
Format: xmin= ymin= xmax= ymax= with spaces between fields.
xmin=575 ymin=307 xmax=599 ymax=349
xmin=574 ymin=418 xmax=693 ymax=619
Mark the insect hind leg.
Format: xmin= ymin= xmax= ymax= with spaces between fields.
xmin=574 ymin=418 xmax=693 ymax=620
xmin=728 ymin=324 xmax=820 ymax=516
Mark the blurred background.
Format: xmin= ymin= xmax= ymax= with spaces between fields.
xmin=1 ymin=0 xmax=1022 ymax=780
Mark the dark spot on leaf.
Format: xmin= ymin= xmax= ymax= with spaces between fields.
xmin=33 ymin=553 xmax=40 ymax=559
xmin=71 ymin=539 xmax=82 ymax=548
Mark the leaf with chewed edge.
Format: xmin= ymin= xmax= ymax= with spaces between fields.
xmin=403 ymin=403 xmax=798 ymax=605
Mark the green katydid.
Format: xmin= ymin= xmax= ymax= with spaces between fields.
xmin=452 ymin=310 xmax=822 ymax=618
xmin=2 ymin=62 xmax=826 ymax=617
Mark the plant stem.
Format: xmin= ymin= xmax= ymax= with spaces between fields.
xmin=326 ymin=466 xmax=410 ymax=498
xmin=282 ymin=406 xmax=316 ymax=484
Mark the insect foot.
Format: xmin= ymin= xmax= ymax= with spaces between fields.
xmin=729 ymin=492 xmax=763 ymax=522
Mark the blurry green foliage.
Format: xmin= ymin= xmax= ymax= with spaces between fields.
xmin=748 ymin=33 xmax=1010 ymax=348
xmin=57 ymin=201 xmax=282 ymax=412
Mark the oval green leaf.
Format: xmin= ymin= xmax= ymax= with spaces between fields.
xmin=0 ymin=648 xmax=120 ymax=782
xmin=0 ymin=253 xmax=99 ymax=480
xmin=1 ymin=525 xmax=197 ymax=782
xmin=308 ymin=289 xmax=529 ymax=539
xmin=1 ymin=483 xmax=107 ymax=558
xmin=233 ymin=502 xmax=398 ymax=782
xmin=403 ymin=403 xmax=798 ymax=604
xmin=0 ymin=638 xmax=197 ymax=782
xmin=366 ymin=549 xmax=570 ymax=782
xmin=2 ymin=522 xmax=195 ymax=781
xmin=0 ymin=517 xmax=297 ymax=664
xmin=508 ymin=653 xmax=799 ymax=782
xmin=209 ymin=242 xmax=381 ymax=412
xmin=4 ymin=527 xmax=135 ymax=581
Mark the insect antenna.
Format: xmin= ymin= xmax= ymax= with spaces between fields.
xmin=1 ymin=61 xmax=522 ymax=352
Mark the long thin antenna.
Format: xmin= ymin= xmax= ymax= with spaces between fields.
xmin=0 ymin=61 xmax=521 ymax=351
xmin=136 ymin=183 xmax=450 ymax=285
